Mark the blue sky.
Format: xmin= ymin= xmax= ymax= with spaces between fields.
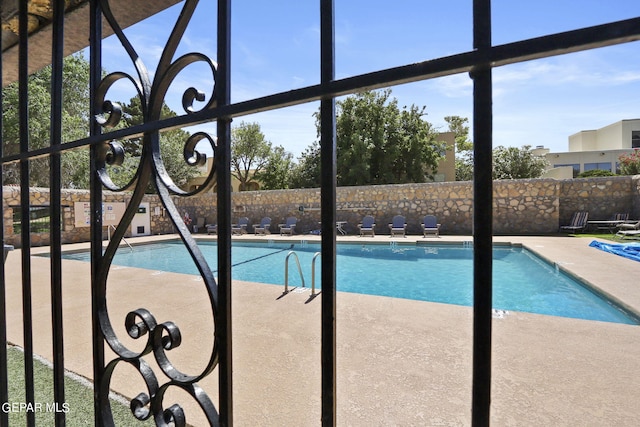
xmin=99 ymin=0 xmax=640 ymax=159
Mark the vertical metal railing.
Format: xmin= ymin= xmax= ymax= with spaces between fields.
xmin=89 ymin=1 xmax=105 ymax=426
xmin=0 ymin=4 xmax=7 ymax=426
xmin=50 ymin=1 xmax=67 ymax=425
xmin=18 ymin=2 xmax=36 ymax=425
xmin=471 ymin=1 xmax=493 ymax=425
xmin=319 ymin=1 xmax=337 ymax=425
xmin=216 ymin=1 xmax=233 ymax=424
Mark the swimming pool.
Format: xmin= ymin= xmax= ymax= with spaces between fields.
xmin=59 ymin=240 xmax=639 ymax=324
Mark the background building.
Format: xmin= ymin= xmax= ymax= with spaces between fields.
xmin=541 ymin=119 xmax=640 ymax=178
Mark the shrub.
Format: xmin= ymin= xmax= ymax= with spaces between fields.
xmin=577 ymin=169 xmax=616 ymax=178
xmin=618 ymin=149 xmax=640 ymax=175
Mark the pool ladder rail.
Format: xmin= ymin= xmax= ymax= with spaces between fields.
xmin=283 ymin=251 xmax=321 ymax=300
xmin=107 ymin=224 xmax=133 ymax=252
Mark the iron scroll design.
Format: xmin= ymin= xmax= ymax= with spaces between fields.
xmin=93 ymin=0 xmax=220 ymax=424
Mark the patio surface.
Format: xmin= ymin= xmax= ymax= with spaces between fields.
xmin=3 ymin=233 xmax=640 ymax=426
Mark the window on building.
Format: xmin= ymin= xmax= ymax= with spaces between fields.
xmin=11 ymin=206 xmax=63 ymax=234
xmin=553 ymin=163 xmax=580 ymax=178
xmin=632 ymin=131 xmax=640 ymax=148
xmin=584 ymin=162 xmax=612 ymax=172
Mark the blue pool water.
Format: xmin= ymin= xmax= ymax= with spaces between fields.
xmin=60 ymin=240 xmax=639 ymax=324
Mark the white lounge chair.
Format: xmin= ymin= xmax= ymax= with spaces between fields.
xmin=616 ymin=220 xmax=640 ymax=239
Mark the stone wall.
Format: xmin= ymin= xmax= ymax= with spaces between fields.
xmin=3 ymin=175 xmax=639 ymax=247
xmin=559 ymin=176 xmax=639 ymax=224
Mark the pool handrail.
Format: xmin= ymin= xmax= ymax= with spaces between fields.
xmin=284 ymin=251 xmax=305 ymax=294
xmin=311 ymin=252 xmax=321 ymax=297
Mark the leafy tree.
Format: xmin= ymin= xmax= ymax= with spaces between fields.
xmin=2 ymin=53 xmax=92 ymax=187
xmin=293 ymin=90 xmax=445 ymax=187
xmin=618 ymin=149 xmax=640 ymax=175
xmin=230 ymin=121 xmax=271 ymax=191
xmin=296 ymin=89 xmax=444 ymax=187
xmin=255 ymin=145 xmax=294 ymax=190
xmin=492 ymin=145 xmax=548 ymax=179
xmin=105 ymin=97 xmax=201 ymax=192
xmin=1 ymin=53 xmax=199 ymax=191
xmin=290 ymin=142 xmax=321 ymax=188
xmin=445 ymin=115 xmax=474 ymax=181
xmin=445 ymin=115 xmax=473 ymax=152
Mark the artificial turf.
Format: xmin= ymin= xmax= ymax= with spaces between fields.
xmin=5 ymin=346 xmax=153 ymax=426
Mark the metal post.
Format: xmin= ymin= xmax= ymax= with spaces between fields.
xmin=217 ymin=0 xmax=233 ymax=424
xmin=50 ymin=1 xmax=67 ymax=425
xmin=18 ymin=2 xmax=35 ymax=424
xmin=89 ymin=1 xmax=105 ymax=425
xmin=320 ymin=0 xmax=337 ymax=425
xmin=471 ymin=1 xmax=493 ymax=426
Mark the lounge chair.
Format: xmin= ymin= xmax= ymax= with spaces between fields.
xmin=255 ymin=217 xmax=272 ymax=235
xmin=279 ymin=217 xmax=297 ymax=235
xmin=617 ymin=219 xmax=640 ymax=231
xmin=388 ymin=215 xmax=407 ymax=237
xmin=613 ymin=213 xmax=629 ymax=221
xmin=358 ymin=215 xmax=375 ymax=237
xmin=232 ymin=217 xmax=250 ymax=235
xmin=615 ymin=219 xmax=640 ymax=239
xmin=616 ymin=229 xmax=640 ymax=240
xmin=206 ymin=223 xmax=217 ymax=234
xmin=560 ymin=211 xmax=589 ymax=233
xmin=421 ymin=215 xmax=441 ymax=238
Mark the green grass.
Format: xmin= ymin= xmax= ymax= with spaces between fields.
xmin=568 ymin=232 xmax=622 ymax=242
xmin=6 ymin=346 xmax=154 ymax=426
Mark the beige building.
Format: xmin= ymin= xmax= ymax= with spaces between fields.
xmin=542 ymin=119 xmax=640 ymax=178
xmin=434 ymin=131 xmax=456 ymax=182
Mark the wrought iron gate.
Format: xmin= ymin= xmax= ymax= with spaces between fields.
xmin=1 ymin=0 xmax=639 ymax=426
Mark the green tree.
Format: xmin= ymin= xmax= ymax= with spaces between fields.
xmin=335 ymin=89 xmax=444 ymax=186
xmin=293 ymin=90 xmax=445 ymax=187
xmin=2 ymin=53 xmax=92 ymax=187
xmin=255 ymin=145 xmax=294 ymax=190
xmin=290 ymin=142 xmax=321 ymax=188
xmin=445 ymin=115 xmax=474 ymax=181
xmin=492 ymin=145 xmax=548 ymax=179
xmin=105 ymin=97 xmax=201 ymax=192
xmin=445 ymin=115 xmax=473 ymax=152
xmin=231 ymin=121 xmax=272 ymax=191
xmin=618 ymin=149 xmax=640 ymax=175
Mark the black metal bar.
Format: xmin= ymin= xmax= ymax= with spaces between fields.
xmin=18 ymin=1 xmax=35 ymax=425
xmin=4 ymin=15 xmax=640 ymax=167
xmin=50 ymin=1 xmax=67 ymax=425
xmin=89 ymin=1 xmax=105 ymax=426
xmin=320 ymin=0 xmax=337 ymax=425
xmin=217 ymin=0 xmax=233 ymax=425
xmin=471 ymin=1 xmax=493 ymax=426
xmin=0 ymin=9 xmax=8 ymax=426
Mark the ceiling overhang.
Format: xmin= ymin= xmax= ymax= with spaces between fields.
xmin=1 ymin=0 xmax=182 ymax=85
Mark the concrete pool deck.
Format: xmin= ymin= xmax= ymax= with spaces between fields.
xmin=3 ymin=234 xmax=640 ymax=426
